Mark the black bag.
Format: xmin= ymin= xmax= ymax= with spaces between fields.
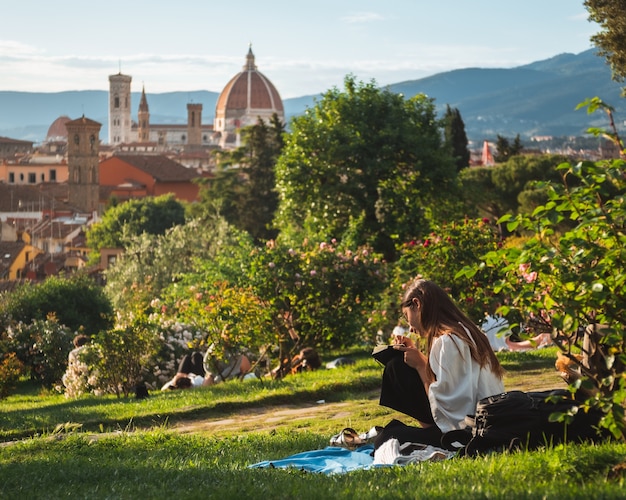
xmin=442 ymin=389 xmax=607 ymax=456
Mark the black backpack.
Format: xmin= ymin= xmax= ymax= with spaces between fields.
xmin=442 ymin=389 xmax=607 ymax=456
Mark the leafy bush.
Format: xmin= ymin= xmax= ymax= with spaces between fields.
xmin=370 ymin=218 xmax=505 ymax=335
xmin=475 ymin=158 xmax=626 ymax=439
xmin=82 ymin=321 xmax=162 ymax=398
xmin=163 ymin=238 xmax=388 ymax=360
xmin=0 ymin=352 xmax=23 ymax=399
xmin=0 ymin=273 xmax=113 ymax=334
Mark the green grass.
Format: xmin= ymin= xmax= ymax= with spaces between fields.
xmin=1 ymin=347 xmax=625 ymax=499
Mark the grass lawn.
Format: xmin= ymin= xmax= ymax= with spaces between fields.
xmin=1 ymin=347 xmax=625 ymax=499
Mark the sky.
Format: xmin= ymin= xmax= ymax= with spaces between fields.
xmin=0 ymin=1 xmax=599 ymax=99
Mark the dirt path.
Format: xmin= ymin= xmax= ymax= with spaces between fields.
xmin=172 ymin=400 xmax=358 ymax=436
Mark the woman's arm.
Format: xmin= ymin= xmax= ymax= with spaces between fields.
xmin=393 ymin=341 xmax=430 ymax=393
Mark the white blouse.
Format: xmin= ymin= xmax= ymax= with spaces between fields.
xmin=428 ymin=331 xmax=504 ymax=433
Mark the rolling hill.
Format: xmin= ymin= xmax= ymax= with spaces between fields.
xmin=1 ymin=49 xmax=623 ymax=144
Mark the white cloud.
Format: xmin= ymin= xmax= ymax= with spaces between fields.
xmin=0 ymin=39 xmax=43 ymax=56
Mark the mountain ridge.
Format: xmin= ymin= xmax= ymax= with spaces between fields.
xmin=1 ymin=49 xmax=623 ymax=144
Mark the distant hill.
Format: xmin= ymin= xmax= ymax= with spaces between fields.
xmin=1 ymin=49 xmax=623 ymax=144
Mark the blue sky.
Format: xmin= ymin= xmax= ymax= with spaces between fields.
xmin=1 ymin=1 xmax=598 ymax=98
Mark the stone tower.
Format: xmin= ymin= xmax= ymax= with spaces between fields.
xmin=187 ymin=102 xmax=202 ymax=147
xmin=108 ymin=72 xmax=132 ymax=144
xmin=138 ymin=86 xmax=150 ymax=143
xmin=65 ymin=116 xmax=101 ymax=214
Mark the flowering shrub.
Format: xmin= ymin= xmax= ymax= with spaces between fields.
xmin=475 ymin=158 xmax=626 ymax=439
xmin=370 ymin=218 xmax=505 ymax=335
xmin=61 ymin=344 xmax=100 ymax=398
xmin=5 ymin=315 xmax=74 ymax=387
xmin=79 ymin=322 xmax=161 ymax=398
xmin=245 ymin=239 xmax=388 ymax=349
xmin=162 ymin=238 xmax=388 ymax=359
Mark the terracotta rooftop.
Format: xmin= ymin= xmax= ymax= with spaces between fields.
xmin=110 ymin=154 xmax=201 ymax=182
xmin=216 ymin=48 xmax=283 ymax=113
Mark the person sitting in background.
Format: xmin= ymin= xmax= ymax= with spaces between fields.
xmin=271 ymin=347 xmax=322 ymax=378
xmin=203 ymin=344 xmax=252 ymax=385
xmin=482 ymin=315 xmax=552 ymax=352
xmin=161 ymin=351 xmax=207 ymax=390
xmin=62 ymin=334 xmax=92 ymax=398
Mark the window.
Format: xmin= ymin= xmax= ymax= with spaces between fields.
xmin=9 ymin=172 xmax=14 ymax=183
xmin=28 ymin=173 xmax=36 ymax=183
xmin=19 ymin=173 xmax=24 ymax=181
xmin=114 ymin=96 xmax=120 ymax=108
xmin=40 ymin=173 xmax=45 ymax=182
xmin=50 ymin=169 xmax=56 ymax=182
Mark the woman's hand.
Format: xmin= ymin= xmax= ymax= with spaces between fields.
xmin=394 ymin=345 xmax=427 ymax=370
xmin=392 ymin=334 xmax=415 ymax=349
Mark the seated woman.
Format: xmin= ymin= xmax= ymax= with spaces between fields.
xmin=376 ymin=279 xmax=505 ymax=448
xmin=271 ymin=347 xmax=322 ymax=378
xmin=161 ymin=351 xmax=207 ymax=390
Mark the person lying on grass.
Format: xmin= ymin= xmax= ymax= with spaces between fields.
xmin=375 ymin=278 xmax=505 ymax=448
xmin=161 ymin=348 xmax=251 ymax=390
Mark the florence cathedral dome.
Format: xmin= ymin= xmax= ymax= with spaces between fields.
xmin=214 ymin=46 xmax=284 ymax=146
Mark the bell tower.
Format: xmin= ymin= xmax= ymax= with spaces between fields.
xmin=108 ymin=72 xmax=132 ymax=145
xmin=187 ymin=102 xmax=202 ymax=148
xmin=65 ymin=116 xmax=101 ymax=214
xmin=138 ymin=86 xmax=150 ymax=142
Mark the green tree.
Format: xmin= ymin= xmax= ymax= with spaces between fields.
xmin=585 ymin=0 xmax=626 ymax=82
xmin=493 ymin=134 xmax=523 ymax=163
xmin=105 ymin=211 xmax=248 ymax=318
xmin=274 ymin=75 xmax=457 ymax=260
xmin=86 ymin=194 xmax=186 ymax=264
xmin=443 ymin=105 xmax=470 ymax=171
xmin=460 ymin=154 xmax=569 ymax=226
xmin=200 ymin=115 xmax=284 ymax=242
xmin=0 ymin=273 xmax=113 ymax=334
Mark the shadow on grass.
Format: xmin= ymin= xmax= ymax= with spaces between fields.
xmin=0 ymin=361 xmax=383 ymax=443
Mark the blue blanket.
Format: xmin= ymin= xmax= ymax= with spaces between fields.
xmin=249 ymin=445 xmax=384 ymax=474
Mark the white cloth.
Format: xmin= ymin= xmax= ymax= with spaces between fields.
xmin=428 ymin=331 xmax=504 ymax=433
xmin=373 ymin=438 xmax=454 ymax=465
xmin=481 ymin=315 xmax=511 ymax=351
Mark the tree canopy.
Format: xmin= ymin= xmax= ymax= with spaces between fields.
xmin=460 ymin=154 xmax=569 ymax=223
xmin=443 ymin=105 xmax=470 ymax=171
xmin=585 ymin=0 xmax=626 ymax=82
xmin=197 ymin=115 xmax=284 ymax=242
xmin=86 ymin=194 xmax=186 ymax=263
xmin=273 ymin=75 xmax=457 ymax=260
